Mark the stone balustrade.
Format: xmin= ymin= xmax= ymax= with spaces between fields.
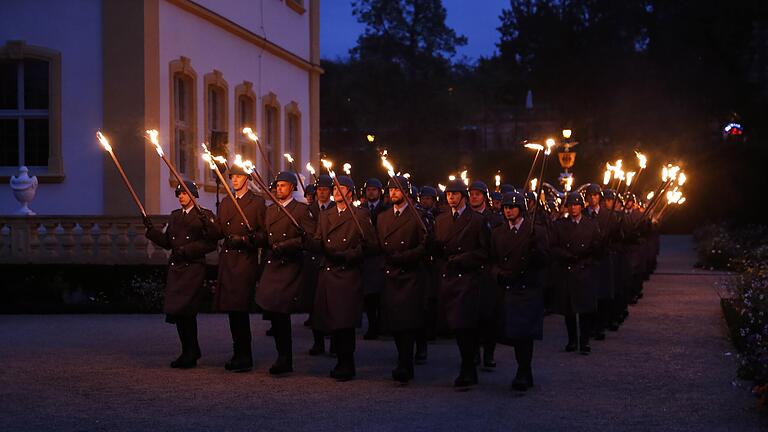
xmin=0 ymin=216 xmax=219 ymax=265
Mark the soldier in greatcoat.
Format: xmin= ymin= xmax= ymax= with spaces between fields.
xmin=490 ymin=191 xmax=548 ymax=391
xmin=549 ymin=193 xmax=601 ymax=354
xmin=255 ymin=171 xmax=316 ymax=376
xmin=468 ymin=180 xmax=503 ymax=369
xmin=208 ymin=163 xmax=267 ymax=372
xmin=144 ymin=180 xmax=217 ymax=369
xmin=308 ymin=175 xmax=378 ymax=381
xmin=432 ymin=179 xmax=490 ymax=388
xmin=361 ymin=178 xmax=388 ymax=340
xmin=376 ymin=175 xmax=428 ymax=384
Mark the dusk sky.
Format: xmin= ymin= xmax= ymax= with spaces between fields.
xmin=320 ymin=0 xmax=510 ymax=61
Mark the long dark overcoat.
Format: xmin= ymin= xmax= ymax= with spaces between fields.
xmin=549 ymin=216 xmax=601 ymax=315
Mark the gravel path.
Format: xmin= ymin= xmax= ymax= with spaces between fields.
xmin=0 ymin=236 xmax=765 ymax=431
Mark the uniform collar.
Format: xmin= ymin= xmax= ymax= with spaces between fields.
xmin=393 ymin=202 xmax=408 ymax=215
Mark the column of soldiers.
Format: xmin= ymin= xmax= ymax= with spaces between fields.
xmin=142 ymin=167 xmax=661 ymax=391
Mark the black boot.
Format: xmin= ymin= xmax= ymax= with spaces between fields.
xmin=269 ymin=315 xmax=293 ymax=376
xmin=454 ymin=329 xmax=479 ymax=388
xmin=564 ymin=315 xmax=578 ymax=352
xmin=579 ymin=313 xmax=593 ymax=355
xmin=363 ymin=294 xmax=380 ymax=340
xmin=414 ymin=331 xmax=428 ymax=365
xmin=170 ymin=318 xmax=197 ymax=369
xmin=483 ymin=343 xmax=497 ymax=369
xmin=309 ymin=329 xmax=325 ymax=356
xmin=392 ymin=331 xmax=415 ymax=383
xmin=225 ymin=312 xmax=253 ymax=372
xmin=330 ymin=329 xmax=356 ymax=381
xmin=511 ymin=339 xmax=534 ymax=391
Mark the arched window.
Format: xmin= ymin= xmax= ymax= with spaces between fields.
xmin=204 ymin=70 xmax=228 ymax=190
xmin=168 ymin=56 xmax=197 ymax=182
xmin=0 ymin=40 xmax=62 ymax=182
xmin=234 ymin=81 xmax=256 ymax=163
xmin=285 ymin=101 xmax=301 ymax=176
xmin=262 ymin=92 xmax=281 ymax=179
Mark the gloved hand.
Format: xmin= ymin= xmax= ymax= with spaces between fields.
xmin=172 ymin=245 xmax=187 ymax=260
xmin=143 ymin=216 xmax=153 ymax=230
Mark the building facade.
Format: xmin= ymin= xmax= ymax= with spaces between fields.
xmin=0 ymin=0 xmax=321 ymax=216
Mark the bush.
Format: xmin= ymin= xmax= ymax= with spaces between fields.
xmin=697 ymin=223 xmax=768 ymax=408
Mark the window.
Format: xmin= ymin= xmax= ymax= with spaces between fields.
xmin=0 ymin=41 xmax=61 ymax=182
xmin=285 ymin=101 xmax=301 ymax=173
xmin=169 ymin=57 xmax=197 ymax=184
xmin=262 ymin=92 xmax=281 ymax=179
xmin=234 ymin=81 xmax=256 ymax=162
xmin=204 ymin=70 xmax=228 ymax=190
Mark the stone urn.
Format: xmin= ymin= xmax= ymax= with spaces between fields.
xmin=10 ymin=166 xmax=38 ymax=215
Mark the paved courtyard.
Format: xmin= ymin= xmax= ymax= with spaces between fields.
xmin=0 ymin=236 xmax=765 ymax=431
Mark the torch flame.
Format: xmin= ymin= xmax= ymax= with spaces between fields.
xmin=234 ymin=154 xmax=255 ymax=174
xmin=677 ymin=197 xmax=686 ymax=205
xmin=438 ymin=183 xmax=446 ymax=192
xmin=495 ymin=174 xmax=501 ymax=187
xmin=366 ymin=134 xmax=375 ymax=143
xmin=381 ymin=157 xmax=395 ymax=178
xmin=545 ymin=139 xmax=556 ymax=155
xmin=524 ymin=143 xmax=544 ymax=151
xmin=626 ymin=171 xmax=636 ymax=186
xmin=448 ymin=175 xmax=456 ymax=181
xmin=403 ymin=173 xmax=411 ymax=179
xmin=353 ymin=199 xmax=362 ymax=207
xmin=146 ymin=129 xmax=163 ymax=157
xmin=530 ymin=178 xmax=538 ymax=191
xmin=662 ymin=166 xmax=669 ymax=182
xmin=306 ymin=162 xmax=315 ymax=175
xmin=284 ymin=153 xmax=294 ymax=163
xmin=603 ymin=169 xmax=611 ymax=185
xmin=460 ymin=170 xmax=469 ymax=186
xmin=321 ymin=159 xmax=335 ymax=178
xmin=677 ymin=172 xmax=687 ymax=186
xmin=242 ymin=127 xmax=258 ymax=143
xmin=635 ymin=151 xmax=647 ymax=169
xmin=647 ymin=191 xmax=655 ymax=200
xmin=343 ymin=163 xmax=352 ymax=175
xmin=96 ymin=131 xmax=112 ymax=153
xmin=565 ymin=176 xmax=574 ymax=192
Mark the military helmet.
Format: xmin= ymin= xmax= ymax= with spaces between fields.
xmin=335 ymin=175 xmax=356 ymax=195
xmin=585 ymin=183 xmax=603 ymax=197
xmin=445 ymin=179 xmax=468 ymax=196
xmin=315 ymin=174 xmax=333 ymax=189
xmin=419 ymin=185 xmax=438 ymax=197
xmin=274 ymin=171 xmax=298 ymax=187
xmin=228 ymin=163 xmax=249 ymax=177
xmin=489 ymin=191 xmax=503 ymax=202
xmin=564 ymin=193 xmax=585 ymax=207
xmin=364 ymin=178 xmax=383 ymax=190
xmin=175 ymin=180 xmax=200 ymax=198
xmin=304 ymin=184 xmax=316 ymax=196
xmin=386 ymin=175 xmax=411 ymax=191
xmin=468 ymin=180 xmax=489 ymax=196
xmin=501 ymin=191 xmax=528 ymax=212
xmin=500 ymin=184 xmax=515 ymax=194
xmin=603 ymin=189 xmax=616 ymax=200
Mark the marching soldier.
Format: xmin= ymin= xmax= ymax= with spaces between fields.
xmin=255 ymin=172 xmax=316 ymax=376
xmin=550 ymin=193 xmax=601 ymax=354
xmin=490 ymin=191 xmax=503 ymax=213
xmin=432 ymin=179 xmax=490 ymax=388
xmin=376 ymin=175 xmax=428 ymax=383
xmin=144 ymin=180 xmax=217 ymax=369
xmin=418 ymin=185 xmax=440 ymax=216
xmin=362 ymin=178 xmax=388 ymax=340
xmin=490 ymin=191 xmax=548 ymax=391
xmin=210 ymin=164 xmax=267 ymax=372
xmin=304 ymin=183 xmax=316 ymax=205
xmin=310 ymin=174 xmax=336 ymax=214
xmin=468 ymin=180 xmax=503 ymax=369
xmin=309 ymin=175 xmax=378 ymax=381
xmin=584 ymin=184 xmax=618 ymax=341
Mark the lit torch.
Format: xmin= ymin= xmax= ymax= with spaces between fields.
xmin=97 ymin=131 xmax=147 ymax=217
xmin=381 ymin=152 xmax=427 ymax=232
xmin=495 ymin=173 xmax=501 ymax=192
xmin=202 ymin=144 xmax=252 ymax=231
xmin=321 ymin=158 xmax=364 ymax=236
xmin=306 ymin=162 xmax=318 ymax=183
xmin=242 ymin=127 xmax=275 ymax=179
xmin=283 ymin=153 xmax=306 ymax=194
xmin=145 ymin=129 xmax=199 ymax=211
xmin=523 ymin=142 xmax=544 ymax=190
